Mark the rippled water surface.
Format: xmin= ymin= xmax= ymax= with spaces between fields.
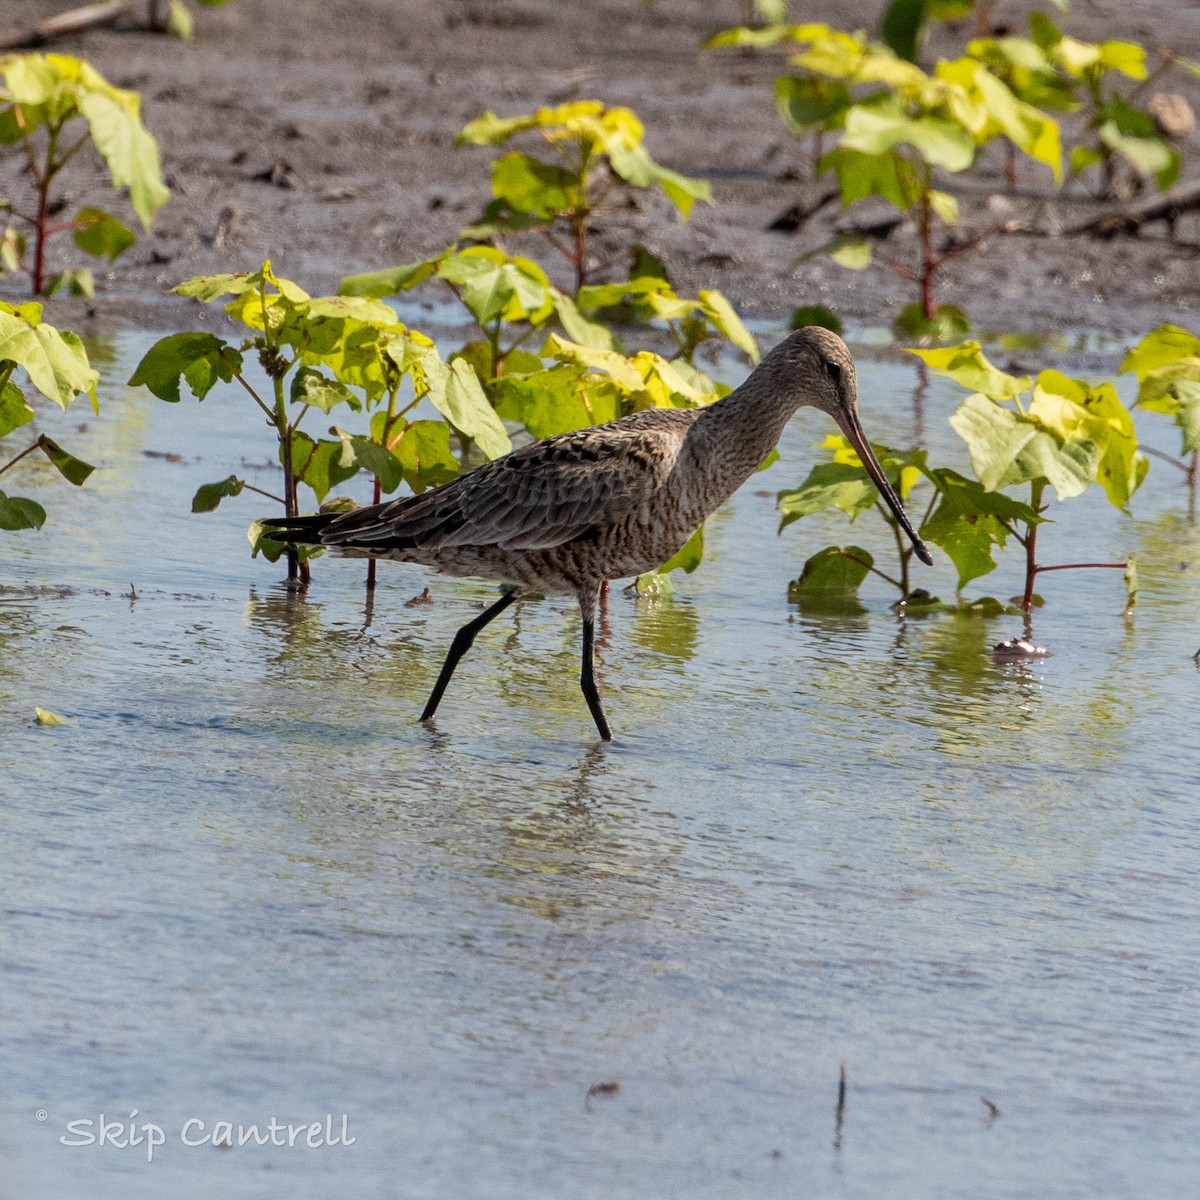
xmin=2 ymin=331 xmax=1199 ymax=1199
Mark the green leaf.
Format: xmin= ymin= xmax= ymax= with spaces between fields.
xmin=438 ymin=247 xmax=553 ymax=326
xmin=657 ymin=524 xmax=704 ymax=574
xmin=290 ymin=366 xmax=360 ymax=414
xmin=334 ymin=428 xmax=405 ymax=494
xmin=0 ymin=489 xmax=46 ymax=531
xmin=38 ymin=436 xmax=94 ymax=485
xmin=339 ymin=257 xmax=440 ymax=297
xmin=42 ymin=268 xmax=93 ymax=299
xmin=0 ymin=310 xmax=98 ymax=410
xmin=1029 ymin=373 xmax=1147 ymax=507
xmin=77 ymin=89 xmax=169 ymax=230
xmin=789 ymin=545 xmax=874 ymax=595
xmin=908 ymin=341 xmax=1031 ymax=399
xmin=774 ymin=75 xmax=851 ymax=135
xmin=491 ymin=151 xmax=579 ymax=217
xmin=0 ymin=379 xmax=35 ymax=438
xmin=698 ymin=290 xmax=759 ymax=362
xmin=434 ymin=357 xmax=511 ymax=459
xmin=949 ymin=391 xmax=1097 ymax=500
xmin=778 ymin=462 xmax=880 ymax=529
xmin=1121 ymin=323 xmax=1200 ymax=379
xmin=291 ymin=434 xmax=358 ymax=503
xmin=881 ymin=0 xmax=926 ymax=63
xmin=192 ymin=475 xmax=244 ymax=513
xmin=551 ymin=292 xmax=619 ymax=351
xmin=840 ymin=103 xmax=976 ymax=172
xmin=494 ymin=366 xmax=624 ymax=439
xmin=71 ymin=207 xmax=136 ymax=261
xmin=166 ymin=0 xmax=194 ymax=38
xmin=393 ymin=419 xmax=460 ymax=493
xmin=128 ymin=332 xmax=242 ymax=403
xmin=34 ymin=707 xmax=68 ymax=725
xmin=921 ymin=467 xmax=1038 ymax=588
xmin=829 ymin=234 xmax=873 ymax=269
xmin=1099 ymin=120 xmax=1179 ymax=189
xmin=819 ymin=146 xmax=915 ymax=210
xmin=791 ymin=304 xmax=844 ymax=334
xmin=894 ymin=302 xmax=971 ymax=341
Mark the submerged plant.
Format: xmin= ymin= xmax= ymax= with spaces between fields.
xmin=0 ymin=53 xmax=168 ymax=295
xmin=0 ymin=301 xmax=98 ymax=531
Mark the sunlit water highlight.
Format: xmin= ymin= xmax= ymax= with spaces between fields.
xmin=2 ymin=330 xmax=1199 ymax=1199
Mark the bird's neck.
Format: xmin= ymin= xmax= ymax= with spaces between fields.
xmin=685 ymin=373 xmax=801 ymax=506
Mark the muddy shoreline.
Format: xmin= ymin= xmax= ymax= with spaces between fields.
xmin=7 ymin=0 xmax=1200 ymax=354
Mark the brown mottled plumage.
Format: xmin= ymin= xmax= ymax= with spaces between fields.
xmin=264 ymin=327 xmax=931 ymax=740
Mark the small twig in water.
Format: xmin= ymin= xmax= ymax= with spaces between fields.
xmin=981 ymin=1096 xmax=1001 ymax=1121
xmin=833 ymin=1061 xmax=847 ymax=1150
xmin=585 ymin=1080 xmax=620 ymax=1111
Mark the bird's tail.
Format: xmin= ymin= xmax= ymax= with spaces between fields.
xmin=258 ymin=512 xmax=339 ymax=545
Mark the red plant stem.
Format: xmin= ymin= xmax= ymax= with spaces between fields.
xmin=32 ymin=166 xmax=50 ymax=296
xmin=0 ymin=436 xmax=45 ymax=478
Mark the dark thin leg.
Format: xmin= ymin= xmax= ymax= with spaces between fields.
xmin=579 ymin=589 xmax=613 ymax=741
xmin=420 ymin=588 xmax=518 ymax=724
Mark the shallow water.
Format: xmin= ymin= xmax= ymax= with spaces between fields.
xmin=2 ymin=330 xmax=1199 ymax=1199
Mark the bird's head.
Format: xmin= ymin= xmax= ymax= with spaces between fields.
xmin=771 ymin=326 xmax=934 ymax=567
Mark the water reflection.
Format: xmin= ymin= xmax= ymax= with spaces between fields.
xmin=629 ymin=594 xmax=699 ymax=664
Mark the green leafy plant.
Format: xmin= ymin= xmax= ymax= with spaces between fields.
xmin=341 ymin=102 xmax=758 ymax=588
xmin=779 ymin=342 xmax=1145 ymax=614
xmin=0 ymin=53 xmax=168 ymax=296
xmin=454 ymin=100 xmax=712 ymax=292
xmin=969 ymin=14 xmax=1192 ymax=200
xmin=1121 ymin=323 xmax=1200 ymax=512
xmin=708 ymin=24 xmax=1061 ymax=336
xmin=922 ymin=342 xmax=1144 ymax=611
xmin=0 ymin=300 xmax=98 ymax=532
xmin=129 ymin=262 xmax=505 ymax=584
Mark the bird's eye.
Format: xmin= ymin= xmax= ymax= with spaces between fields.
xmin=825 ymin=360 xmax=842 ymax=386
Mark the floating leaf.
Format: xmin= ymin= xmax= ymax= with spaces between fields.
xmin=788 ymin=545 xmax=874 ymax=597
xmin=34 ymin=707 xmax=68 ymax=725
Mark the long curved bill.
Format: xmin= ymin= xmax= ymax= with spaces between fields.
xmin=834 ymin=404 xmax=934 ymax=567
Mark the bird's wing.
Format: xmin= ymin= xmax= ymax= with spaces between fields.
xmin=322 ymin=418 xmax=688 ymax=552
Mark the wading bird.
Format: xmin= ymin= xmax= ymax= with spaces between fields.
xmin=264 ymin=327 xmax=931 ymax=740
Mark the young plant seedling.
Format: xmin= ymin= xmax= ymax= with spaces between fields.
xmin=0 ymin=53 xmax=168 ymax=295
xmin=454 ymin=100 xmax=713 ymax=293
xmin=1121 ymin=323 xmax=1200 ymax=517
xmin=917 ymin=341 xmax=1144 ymax=615
xmin=0 ymin=300 xmax=98 ymax=531
xmin=709 ymin=23 xmax=1062 ymax=336
xmin=129 ymin=262 xmax=503 ymax=585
